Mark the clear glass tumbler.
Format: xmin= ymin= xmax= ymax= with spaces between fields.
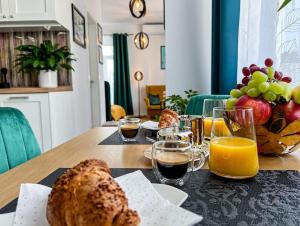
xmin=118 ymin=118 xmax=141 ymax=142
xmin=152 ymin=140 xmax=193 ymax=186
xmin=209 ymin=107 xmax=259 ymax=179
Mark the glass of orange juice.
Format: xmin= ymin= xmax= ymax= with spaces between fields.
xmin=202 ymin=99 xmax=227 ymax=139
xmin=209 ymin=107 xmax=259 ymax=179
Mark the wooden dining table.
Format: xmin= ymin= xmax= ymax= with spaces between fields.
xmin=1 ymin=126 xmax=300 ymax=209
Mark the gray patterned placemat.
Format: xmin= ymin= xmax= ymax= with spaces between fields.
xmin=99 ymin=129 xmax=157 ymax=145
xmin=1 ymin=169 xmax=300 ymax=226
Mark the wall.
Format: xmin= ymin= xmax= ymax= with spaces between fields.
xmin=51 ymin=0 xmax=104 ymax=140
xmin=128 ymin=35 xmax=165 ymax=116
xmin=103 ymin=23 xmax=166 ymax=116
xmin=165 ymin=0 xmax=212 ymax=96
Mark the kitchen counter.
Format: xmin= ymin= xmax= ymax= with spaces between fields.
xmin=0 ymin=86 xmax=73 ymax=94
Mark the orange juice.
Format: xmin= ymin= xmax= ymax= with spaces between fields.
xmin=204 ymin=117 xmax=231 ymax=137
xmin=209 ymin=137 xmax=259 ymax=178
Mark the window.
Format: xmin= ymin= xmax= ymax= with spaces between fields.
xmin=238 ymin=0 xmax=300 ymax=84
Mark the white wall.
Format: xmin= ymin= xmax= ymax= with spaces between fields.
xmin=165 ymin=0 xmax=212 ymax=96
xmin=128 ymin=35 xmax=165 ymax=116
xmin=103 ymin=23 xmax=166 ymax=116
xmin=50 ymin=0 xmax=104 ymax=140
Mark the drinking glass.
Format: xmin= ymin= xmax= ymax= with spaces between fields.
xmin=202 ymin=99 xmax=227 ymax=139
xmin=152 ymin=140 xmax=194 ymax=186
xmin=118 ymin=118 xmax=141 ymax=142
xmin=209 ymin=107 xmax=259 ymax=179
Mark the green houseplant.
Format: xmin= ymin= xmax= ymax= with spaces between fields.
xmin=15 ymin=40 xmax=75 ymax=88
xmin=166 ymin=89 xmax=199 ymax=115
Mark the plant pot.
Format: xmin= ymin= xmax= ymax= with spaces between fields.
xmin=38 ymin=70 xmax=58 ymax=88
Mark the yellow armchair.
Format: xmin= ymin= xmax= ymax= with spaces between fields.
xmin=144 ymin=85 xmax=166 ymax=118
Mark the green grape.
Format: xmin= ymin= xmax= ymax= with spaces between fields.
xmin=263 ymin=91 xmax=277 ymax=102
xmin=240 ymin=86 xmax=249 ymax=94
xmin=230 ymin=89 xmax=243 ymax=98
xmin=252 ymin=71 xmax=268 ymax=83
xmin=248 ymin=80 xmax=260 ymax=88
xmin=247 ymin=88 xmax=261 ymax=98
xmin=258 ymin=82 xmax=269 ymax=93
xmin=278 ymin=81 xmax=292 ymax=102
xmin=269 ymin=82 xmax=285 ymax=95
xmin=226 ymin=97 xmax=237 ymax=109
xmin=267 ymin=67 xmax=275 ymax=79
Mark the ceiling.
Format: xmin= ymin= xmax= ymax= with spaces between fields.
xmin=102 ymin=0 xmax=164 ymax=24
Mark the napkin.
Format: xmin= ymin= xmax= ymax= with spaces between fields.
xmin=11 ymin=171 xmax=202 ymax=226
xmin=13 ymin=184 xmax=51 ymax=226
xmin=116 ymin=171 xmax=203 ymax=226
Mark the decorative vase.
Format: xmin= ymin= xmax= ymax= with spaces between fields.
xmin=38 ymin=70 xmax=58 ymax=88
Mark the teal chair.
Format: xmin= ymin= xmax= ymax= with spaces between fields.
xmin=0 ymin=107 xmax=41 ymax=174
xmin=185 ymin=94 xmax=230 ymax=115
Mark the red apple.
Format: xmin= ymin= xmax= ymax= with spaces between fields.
xmin=283 ymin=100 xmax=300 ymax=123
xmin=235 ymin=95 xmax=272 ymax=125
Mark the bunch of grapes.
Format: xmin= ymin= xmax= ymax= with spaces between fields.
xmin=227 ymin=58 xmax=293 ymax=108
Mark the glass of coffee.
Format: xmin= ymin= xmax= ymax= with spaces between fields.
xmin=152 ymin=140 xmax=193 ymax=186
xmin=118 ymin=118 xmax=141 ymax=142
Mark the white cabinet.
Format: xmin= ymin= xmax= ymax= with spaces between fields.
xmin=0 ymin=92 xmax=76 ymax=153
xmin=8 ymin=0 xmax=54 ymax=21
xmin=0 ymin=0 xmax=69 ymax=28
xmin=0 ymin=0 xmax=9 ymax=20
xmin=0 ymin=94 xmax=52 ymax=152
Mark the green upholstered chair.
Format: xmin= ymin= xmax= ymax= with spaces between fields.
xmin=185 ymin=94 xmax=230 ymax=115
xmin=0 ymin=107 xmax=41 ymax=174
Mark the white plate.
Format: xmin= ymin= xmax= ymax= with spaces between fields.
xmin=141 ymin=121 xmax=160 ymax=131
xmin=152 ymin=183 xmax=188 ymax=206
xmin=0 ymin=183 xmax=188 ymax=226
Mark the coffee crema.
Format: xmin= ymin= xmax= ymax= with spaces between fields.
xmin=120 ymin=124 xmax=139 ymax=138
xmin=156 ymin=152 xmax=190 ymax=180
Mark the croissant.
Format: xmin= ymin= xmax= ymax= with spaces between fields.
xmin=47 ymin=159 xmax=140 ymax=226
xmin=159 ymin=109 xmax=179 ymax=128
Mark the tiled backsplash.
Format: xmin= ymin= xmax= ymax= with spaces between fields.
xmin=0 ymin=31 xmax=71 ymax=87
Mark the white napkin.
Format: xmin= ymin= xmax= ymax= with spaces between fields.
xmin=13 ymin=184 xmax=51 ymax=226
xmin=10 ymin=171 xmax=202 ymax=226
xmin=116 ymin=171 xmax=203 ymax=226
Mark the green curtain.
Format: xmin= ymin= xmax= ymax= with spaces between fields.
xmin=113 ymin=34 xmax=133 ymax=115
xmin=211 ymin=0 xmax=240 ymax=94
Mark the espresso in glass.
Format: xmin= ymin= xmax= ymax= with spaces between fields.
xmin=118 ymin=118 xmax=141 ymax=142
xmin=152 ymin=141 xmax=193 ymax=186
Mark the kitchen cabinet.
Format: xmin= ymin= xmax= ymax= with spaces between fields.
xmin=0 ymin=94 xmax=52 ymax=152
xmin=8 ymin=0 xmax=54 ymax=21
xmin=0 ymin=91 xmax=76 ymax=152
xmin=0 ymin=0 xmax=9 ymax=19
xmin=0 ymin=0 xmax=70 ymax=28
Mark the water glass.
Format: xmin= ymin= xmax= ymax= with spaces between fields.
xmin=202 ymin=99 xmax=227 ymax=138
xmin=152 ymin=140 xmax=193 ymax=186
xmin=209 ymin=107 xmax=259 ymax=179
xmin=118 ymin=118 xmax=141 ymax=142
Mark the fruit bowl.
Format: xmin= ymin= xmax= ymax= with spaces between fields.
xmin=229 ymin=58 xmax=300 ymax=155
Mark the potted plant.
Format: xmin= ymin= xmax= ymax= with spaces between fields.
xmin=166 ymin=89 xmax=199 ymax=115
xmin=15 ymin=40 xmax=75 ymax=88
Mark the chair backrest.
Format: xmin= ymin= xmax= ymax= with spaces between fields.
xmin=145 ymin=85 xmax=166 ymax=101
xmin=111 ymin=105 xmax=126 ymax=121
xmin=185 ymin=94 xmax=230 ymax=115
xmin=0 ymin=107 xmax=41 ymax=174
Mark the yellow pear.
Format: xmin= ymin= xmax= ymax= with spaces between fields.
xmin=292 ymin=85 xmax=300 ymax=104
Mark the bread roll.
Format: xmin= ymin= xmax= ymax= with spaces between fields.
xmin=159 ymin=109 xmax=179 ymax=128
xmin=47 ymin=159 xmax=140 ymax=226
